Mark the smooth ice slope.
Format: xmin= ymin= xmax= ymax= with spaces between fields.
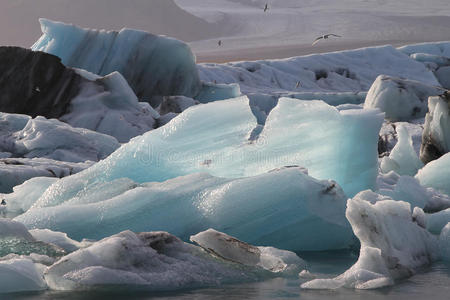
xmin=33 ymin=19 xmax=202 ymax=104
xmin=16 ymin=167 xmax=354 ymax=251
xmin=302 ymin=191 xmax=439 ymax=290
xmin=364 ymin=75 xmax=443 ymax=122
xmin=16 ymin=97 xmax=383 ymax=209
xmin=416 ymin=152 xmax=450 ymax=196
xmin=0 ymin=258 xmax=47 ymax=293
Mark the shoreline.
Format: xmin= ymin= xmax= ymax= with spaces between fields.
xmin=194 ymin=39 xmax=449 ymax=64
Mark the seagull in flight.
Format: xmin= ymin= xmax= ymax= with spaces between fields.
xmin=264 ymin=3 xmax=269 ymax=12
xmin=295 ymin=81 xmax=301 ymax=88
xmin=312 ymin=34 xmax=342 ymax=46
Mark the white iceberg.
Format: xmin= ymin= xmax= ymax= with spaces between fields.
xmin=190 ymin=229 xmax=306 ymax=275
xmin=44 ymin=230 xmax=304 ymax=291
xmin=416 ymin=152 xmax=450 ymax=196
xmin=198 ymin=46 xmax=439 ymax=95
xmin=61 ymin=71 xmax=158 ymax=143
xmin=0 ymin=158 xmax=92 ymax=194
xmin=380 ymin=124 xmax=423 ymax=176
xmin=364 ymin=75 xmax=443 ymax=122
xmin=302 ymin=191 xmax=439 ymax=290
xmin=420 ymin=94 xmax=450 ymax=164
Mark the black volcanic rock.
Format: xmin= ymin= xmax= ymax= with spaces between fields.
xmin=0 ymin=46 xmax=85 ymax=118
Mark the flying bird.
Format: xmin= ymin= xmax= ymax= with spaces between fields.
xmin=264 ymin=3 xmax=269 ymax=12
xmin=295 ymin=81 xmax=301 ymax=88
xmin=312 ymin=34 xmax=342 ymax=46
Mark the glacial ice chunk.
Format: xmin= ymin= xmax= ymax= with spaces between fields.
xmin=416 ymin=152 xmax=450 ymax=196
xmin=426 ymin=209 xmax=450 ymax=235
xmin=420 ymin=93 xmax=450 ymax=164
xmin=16 ymin=167 xmax=354 ymax=251
xmin=33 ymin=19 xmax=202 ymax=105
xmin=43 ymin=230 xmax=293 ymax=291
xmin=440 ymin=223 xmax=450 ymax=261
xmin=0 ymin=258 xmax=47 ymax=293
xmin=61 ymin=71 xmax=158 ymax=143
xmin=364 ymin=75 xmax=443 ymax=121
xmin=377 ymin=171 xmax=450 ymax=213
xmin=190 ymin=229 xmax=306 ymax=275
xmin=0 ymin=158 xmax=91 ymax=194
xmin=1 ymin=177 xmax=58 ymax=213
xmin=198 ymin=45 xmax=439 ymax=95
xmin=302 ymin=191 xmax=439 ymax=290
xmin=380 ymin=124 xmax=423 ymax=176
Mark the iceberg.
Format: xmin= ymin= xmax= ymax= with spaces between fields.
xmin=364 ymin=75 xmax=443 ymax=122
xmin=380 ymin=124 xmax=423 ymax=176
xmin=190 ymin=229 xmax=306 ymax=275
xmin=302 ymin=191 xmax=439 ymax=290
xmin=44 ymin=230 xmax=304 ymax=291
xmin=427 ymin=209 xmax=450 ymax=235
xmin=0 ymin=158 xmax=92 ymax=194
xmin=440 ymin=223 xmax=450 ymax=261
xmin=0 ymin=46 xmax=158 ymax=142
xmin=13 ymin=97 xmax=382 ymax=220
xmin=378 ymin=120 xmax=423 ymax=157
xmin=0 ymin=258 xmax=47 ymax=293
xmin=377 ymin=171 xmax=450 ymax=213
xmin=0 ymin=112 xmax=119 ymax=163
xmin=33 ymin=19 xmax=202 ymax=106
xmin=420 ymin=93 xmax=450 ymax=164
xmin=416 ymin=152 xmax=450 ymax=196
xmin=198 ymin=45 xmax=439 ymax=95
xmin=16 ymin=167 xmax=354 ymax=251
xmin=61 ymin=71 xmax=158 ymax=143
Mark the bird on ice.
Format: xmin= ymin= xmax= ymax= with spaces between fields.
xmin=312 ymin=34 xmax=342 ymax=46
xmin=218 ymin=40 xmax=222 ymax=46
xmin=264 ymin=3 xmax=269 ymax=12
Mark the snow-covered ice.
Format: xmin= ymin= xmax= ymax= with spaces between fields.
xmin=364 ymin=75 xmax=443 ymax=122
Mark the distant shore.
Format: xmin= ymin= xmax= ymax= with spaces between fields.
xmin=194 ymin=39 xmax=449 ymax=63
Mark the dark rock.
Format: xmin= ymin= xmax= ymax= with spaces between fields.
xmin=0 ymin=46 xmax=86 ymax=118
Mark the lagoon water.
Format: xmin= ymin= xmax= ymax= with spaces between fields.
xmin=8 ymin=251 xmax=450 ymax=300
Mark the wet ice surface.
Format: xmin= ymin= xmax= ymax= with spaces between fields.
xmin=7 ymin=251 xmax=450 ymax=300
